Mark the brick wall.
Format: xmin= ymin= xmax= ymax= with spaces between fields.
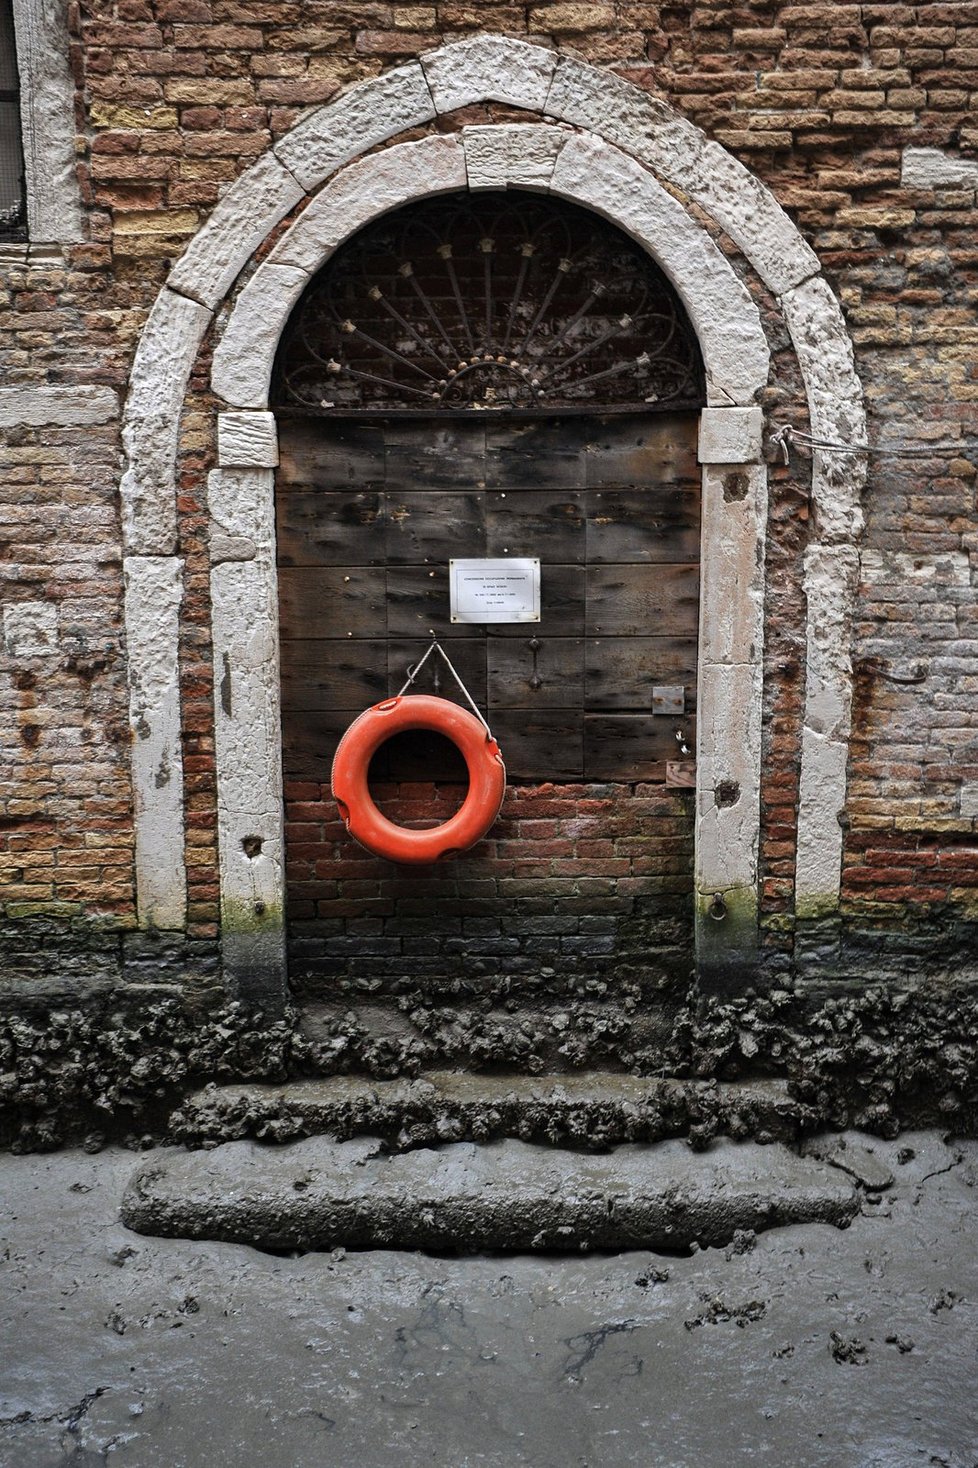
xmin=285 ymin=779 xmax=693 ymax=992
xmin=2 ymin=2 xmax=978 ymax=996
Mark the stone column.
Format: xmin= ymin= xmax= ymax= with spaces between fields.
xmin=209 ymin=415 xmax=288 ymax=1009
xmin=694 ymin=408 xmax=768 ymax=990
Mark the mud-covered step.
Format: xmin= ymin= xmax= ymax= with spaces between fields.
xmin=170 ymin=1073 xmax=806 ymax=1151
xmin=295 ymin=998 xmax=687 ymax=1074
xmin=121 ymin=1136 xmax=859 ymax=1252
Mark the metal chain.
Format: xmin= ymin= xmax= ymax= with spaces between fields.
xmin=397 ymin=639 xmax=494 ymax=737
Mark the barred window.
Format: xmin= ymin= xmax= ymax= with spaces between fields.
xmin=0 ymin=0 xmax=27 ymax=241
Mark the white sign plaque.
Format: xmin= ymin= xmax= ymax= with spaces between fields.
xmin=450 ymin=558 xmax=541 ymax=624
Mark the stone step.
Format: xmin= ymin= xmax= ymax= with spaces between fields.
xmin=170 ymin=1072 xmax=806 ymax=1151
xmin=121 ymin=1136 xmax=859 ymax=1253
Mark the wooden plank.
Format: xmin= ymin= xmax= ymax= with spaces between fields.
xmin=584 ymin=715 xmax=697 ymax=780
xmin=282 ymin=709 xmax=360 ymax=782
xmin=488 ymin=637 xmax=584 ymax=708
xmin=583 ymin=415 xmax=699 ymax=488
xmin=666 ymin=761 xmax=696 ymax=788
xmin=387 ymin=639 xmax=487 ymax=708
xmin=384 ymin=491 xmax=486 ymax=564
xmin=280 ymin=640 xmax=389 ymax=712
xmin=278 ymin=422 xmax=386 ymax=490
xmin=276 ymin=490 xmax=385 ymax=567
xmin=386 ymin=565 xmax=479 ymax=641
xmin=490 ymin=709 xmax=584 ymax=780
xmin=382 ymin=421 xmax=487 ymax=492
xmin=283 ymin=709 xmax=472 ymax=784
xmin=278 ymin=566 xmax=386 ymax=640
xmin=485 ymin=418 xmax=588 ymax=490
xmin=584 ymin=636 xmax=698 ymax=711
xmin=585 ymin=487 xmax=700 ymax=564
xmin=486 ymin=490 xmax=585 ymax=563
xmin=491 ymin=564 xmax=585 ymax=638
xmin=373 ymin=728 xmax=469 ymax=783
xmin=586 ymin=564 xmax=699 ymax=638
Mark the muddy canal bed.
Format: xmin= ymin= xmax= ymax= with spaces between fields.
xmin=2 ymin=1132 xmax=977 ymax=1467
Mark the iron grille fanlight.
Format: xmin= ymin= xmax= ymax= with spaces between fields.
xmin=272 ymin=192 xmax=705 ymax=415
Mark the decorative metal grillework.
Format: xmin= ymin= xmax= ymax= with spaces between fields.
xmin=273 ymin=192 xmax=704 ymax=414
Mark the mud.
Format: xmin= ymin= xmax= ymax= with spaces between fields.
xmin=119 ymin=1135 xmax=860 ymax=1253
xmin=2 ymin=1132 xmax=978 ymax=1466
xmin=169 ymin=1073 xmax=804 ymax=1153
xmin=4 ymin=975 xmax=978 ymax=1151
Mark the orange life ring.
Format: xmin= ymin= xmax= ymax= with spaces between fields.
xmin=331 ymin=694 xmax=506 ymax=864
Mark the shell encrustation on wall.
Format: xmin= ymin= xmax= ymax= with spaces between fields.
xmin=272 ymin=192 xmax=705 ymax=414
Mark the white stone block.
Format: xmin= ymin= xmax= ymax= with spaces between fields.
xmin=697 ymin=407 xmax=764 ymax=464
xmin=550 ymin=134 xmax=769 ymax=406
xmin=780 ymin=275 xmax=866 ymax=543
xmin=207 ymin=468 xmax=276 ymax=549
xmin=211 ymin=555 xmax=285 ymax=831
xmin=2 ymin=600 xmax=58 ymax=656
xmin=423 ymin=34 xmax=556 ymax=114
xmin=685 ymin=142 xmax=821 ymax=297
xmin=695 ymin=662 xmax=762 ymax=892
xmin=902 ymin=146 xmax=978 ymax=189
xmin=698 ymin=464 xmax=767 ymax=666
xmin=168 ymin=153 xmax=305 ymax=311
xmin=960 ymin=782 xmax=978 ymax=818
xmin=211 ymin=263 xmax=307 ymax=409
xmin=794 ymin=542 xmax=860 ymax=912
xmin=0 ymin=385 xmax=118 ymax=427
xmin=270 ymin=135 xmax=466 ymax=275
xmin=210 ymin=533 xmax=257 ymax=564
xmin=795 ymin=728 xmax=848 ymax=913
xmin=860 ymin=549 xmax=970 ymax=587
xmin=801 ymin=543 xmax=860 ymax=742
xmin=13 ymin=0 xmax=84 ymax=243
xmin=121 ymin=287 xmax=213 ymax=555
xmin=546 ymin=56 xmax=707 ymax=185
xmin=275 ymin=63 xmax=435 ymax=192
xmin=217 ymin=411 xmax=279 ymax=469
xmin=211 ymin=554 xmax=287 ymax=977
xmin=463 ymin=123 xmax=568 ymax=191
xmin=123 ymin=554 xmax=186 ymax=932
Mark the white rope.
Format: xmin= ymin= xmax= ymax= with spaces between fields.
xmin=770 ymin=423 xmax=978 ymax=464
xmin=397 ymin=639 xmax=494 ymax=737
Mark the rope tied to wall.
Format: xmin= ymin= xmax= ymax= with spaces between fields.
xmin=770 ymin=422 xmax=978 ymax=465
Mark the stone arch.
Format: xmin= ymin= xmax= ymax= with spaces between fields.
xmin=119 ymin=35 xmax=865 ymax=997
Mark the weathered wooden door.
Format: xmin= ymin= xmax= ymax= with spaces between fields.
xmin=276 ymin=411 xmax=701 ymax=988
xmin=277 ymin=413 xmax=700 ymax=785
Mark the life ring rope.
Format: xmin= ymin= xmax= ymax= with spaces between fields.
xmin=397 ymin=638 xmax=495 ymax=738
xmin=331 ymin=688 xmax=506 ymax=866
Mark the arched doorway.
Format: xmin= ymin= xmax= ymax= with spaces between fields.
xmin=269 ymin=191 xmax=708 ymax=1045
xmin=122 ymin=48 xmax=867 ymax=1002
